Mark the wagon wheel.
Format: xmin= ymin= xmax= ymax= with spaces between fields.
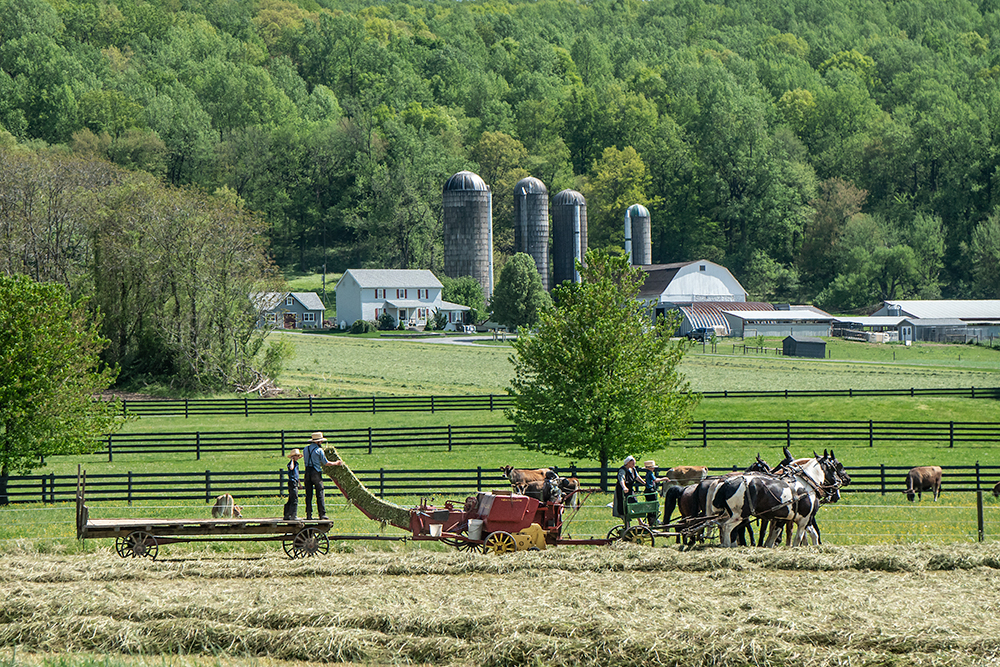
xmin=286 ymin=527 xmax=330 ymax=558
xmin=623 ymin=525 xmax=655 ymax=548
xmin=482 ymin=531 xmax=517 ymax=555
xmin=120 ymin=531 xmax=158 ymax=560
xmin=441 ymin=536 xmax=480 ymax=552
xmin=606 ymin=524 xmax=625 ymax=542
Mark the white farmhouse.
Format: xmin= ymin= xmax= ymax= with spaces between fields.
xmin=335 ymin=269 xmax=470 ymax=329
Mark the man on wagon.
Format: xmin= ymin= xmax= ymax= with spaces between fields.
xmin=613 ymin=455 xmax=641 ymax=520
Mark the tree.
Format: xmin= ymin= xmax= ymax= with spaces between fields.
xmin=440 ymin=275 xmax=485 ymax=323
xmin=506 ymin=250 xmax=699 ymax=490
xmin=0 ymin=275 xmax=123 ymax=503
xmin=490 ymin=252 xmax=551 ymax=330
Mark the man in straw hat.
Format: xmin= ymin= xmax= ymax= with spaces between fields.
xmin=303 ymin=432 xmax=335 ymax=520
xmin=640 ymin=460 xmax=666 ymax=526
xmin=613 ymin=455 xmax=640 ymax=519
xmin=283 ymin=449 xmax=303 ymax=520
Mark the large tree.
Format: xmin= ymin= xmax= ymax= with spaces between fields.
xmin=505 ymin=250 xmax=699 ymax=489
xmin=0 ymin=275 xmax=123 ymax=503
xmin=490 ymin=252 xmax=551 ymax=330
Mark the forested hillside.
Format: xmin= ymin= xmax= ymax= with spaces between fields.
xmin=4 ymin=0 xmax=1000 ymax=314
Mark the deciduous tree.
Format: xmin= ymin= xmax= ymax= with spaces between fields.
xmin=490 ymin=252 xmax=551 ymax=330
xmin=506 ymin=250 xmax=699 ymax=489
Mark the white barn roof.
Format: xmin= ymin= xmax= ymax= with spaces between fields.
xmin=879 ymin=300 xmax=1000 ymax=320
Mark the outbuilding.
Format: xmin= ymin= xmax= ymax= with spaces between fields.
xmin=782 ymin=335 xmax=826 ymax=359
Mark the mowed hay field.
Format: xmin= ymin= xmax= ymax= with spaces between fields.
xmin=8 ymin=335 xmax=1000 ymax=666
xmin=2 ymin=546 xmax=1000 ymax=667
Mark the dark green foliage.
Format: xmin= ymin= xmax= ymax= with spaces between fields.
xmin=440 ymin=275 xmax=485 ymax=323
xmin=351 ymin=319 xmax=377 ymax=334
xmin=490 ymin=253 xmax=551 ymax=330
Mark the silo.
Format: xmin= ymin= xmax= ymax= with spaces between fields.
xmin=551 ymin=189 xmax=588 ymax=286
xmin=443 ymin=170 xmax=493 ymax=302
xmin=513 ymin=176 xmax=550 ymax=290
xmin=625 ymin=204 xmax=651 ymax=265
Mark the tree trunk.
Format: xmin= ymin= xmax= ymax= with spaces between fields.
xmin=0 ymin=463 xmax=8 ymax=506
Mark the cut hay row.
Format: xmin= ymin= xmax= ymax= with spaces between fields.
xmin=1 ymin=547 xmax=1000 ymax=666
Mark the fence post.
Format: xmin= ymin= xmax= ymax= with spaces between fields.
xmin=50 ymin=473 xmax=56 ymax=503
xmin=869 ymin=420 xmax=873 ymax=448
xmin=477 ymin=466 xmax=482 ymax=492
xmin=490 ymin=395 xmax=494 ymax=411
xmin=308 ymin=395 xmax=313 ymax=417
xmin=128 ymin=471 xmax=133 ymax=505
xmin=368 ymin=427 xmax=373 ymax=455
xmin=205 ymin=471 xmax=211 ymax=503
xmin=949 ymin=421 xmax=954 ymax=448
xmin=244 ymin=397 xmax=249 ymax=418
xmin=880 ymin=464 xmax=886 ymax=496
xmin=972 ymin=386 xmax=976 ymax=399
xmin=702 ymin=421 xmax=707 ymax=448
xmin=976 ymin=461 xmax=981 ymax=491
xmin=196 ymin=432 xmax=201 ymax=461
xmin=431 ymin=396 xmax=435 ymax=414
xmin=279 ymin=468 xmax=285 ymax=498
xmin=281 ymin=431 xmax=285 ymax=456
xmin=978 ymin=491 xmax=985 ymax=543
xmin=379 ymin=469 xmax=385 ymax=498
xmin=108 ymin=434 xmax=113 ymax=463
xmin=786 ymin=420 xmax=791 ymax=449
xmin=185 ymin=398 xmax=189 ymax=419
xmin=40 ymin=475 xmax=46 ymax=504
xmin=448 ymin=425 xmax=452 ymax=452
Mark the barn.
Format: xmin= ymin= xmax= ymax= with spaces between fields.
xmin=782 ymin=335 xmax=826 ymax=358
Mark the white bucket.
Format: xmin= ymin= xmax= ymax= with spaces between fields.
xmin=467 ymin=519 xmax=484 ymax=541
xmin=429 ymin=523 xmax=443 ymax=538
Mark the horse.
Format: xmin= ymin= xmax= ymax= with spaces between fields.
xmin=713 ymin=451 xmax=845 ymax=548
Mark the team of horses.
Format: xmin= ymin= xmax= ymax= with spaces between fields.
xmin=661 ymin=448 xmax=850 ymax=548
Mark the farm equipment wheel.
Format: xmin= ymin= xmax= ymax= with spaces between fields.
xmin=285 ymin=527 xmax=329 ymax=558
xmin=441 ymin=536 xmax=480 ymax=552
xmin=606 ymin=525 xmax=625 ymax=542
xmin=118 ymin=531 xmax=158 ymax=560
xmin=623 ymin=525 xmax=655 ymax=548
xmin=482 ymin=531 xmax=517 ymax=555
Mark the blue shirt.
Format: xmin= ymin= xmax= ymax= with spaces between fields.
xmin=642 ymin=469 xmax=658 ymax=493
xmin=304 ymin=443 xmax=329 ymax=471
xmin=287 ymin=459 xmax=300 ymax=483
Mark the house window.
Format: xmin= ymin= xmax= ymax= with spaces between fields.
xmin=303 ymin=313 xmax=315 ymax=323
xmin=375 ymin=308 xmax=381 ymax=318
xmin=417 ymin=289 xmax=428 ymax=299
xmin=699 ymin=265 xmax=706 ymax=272
xmin=375 ymin=289 xmax=385 ymax=299
xmin=265 ymin=313 xmax=276 ymax=323
xmin=397 ymin=289 xmax=408 ymax=299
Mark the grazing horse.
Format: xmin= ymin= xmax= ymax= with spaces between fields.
xmin=713 ymin=451 xmax=845 ymax=547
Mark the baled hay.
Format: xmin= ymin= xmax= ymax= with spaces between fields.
xmin=322 ymin=447 xmax=411 ymax=529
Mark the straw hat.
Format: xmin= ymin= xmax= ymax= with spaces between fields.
xmin=644 ymin=460 xmax=656 ymax=470
xmin=309 ymin=432 xmax=327 ymax=443
xmin=287 ymin=449 xmax=302 ymax=459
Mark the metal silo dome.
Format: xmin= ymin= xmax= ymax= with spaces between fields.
xmin=514 ymin=177 xmax=550 ymax=290
xmin=625 ymin=204 xmax=652 ymax=265
xmin=443 ymin=170 xmax=493 ymax=302
xmin=551 ymin=189 xmax=587 ymax=285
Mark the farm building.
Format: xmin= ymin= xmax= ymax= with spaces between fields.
xmin=253 ymin=292 xmax=326 ymax=329
xmin=782 ymin=335 xmax=827 ymax=358
xmin=335 ymin=269 xmax=470 ymax=330
xmin=722 ymin=306 xmax=836 ymax=338
xmin=638 ymin=260 xmax=747 ymax=315
xmin=869 ymin=300 xmax=1000 ymax=343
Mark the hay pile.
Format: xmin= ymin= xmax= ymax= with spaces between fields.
xmin=322 ymin=447 xmax=411 ymax=529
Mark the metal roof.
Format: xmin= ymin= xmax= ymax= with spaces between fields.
xmin=341 ymin=269 xmax=443 ymax=289
xmin=552 ymin=189 xmax=586 ymax=206
xmin=437 ymin=300 xmax=470 ymax=311
xmin=443 ymin=171 xmax=488 ymax=192
xmin=384 ymin=299 xmax=431 ymax=308
xmin=884 ymin=300 xmax=1000 ymax=320
xmin=837 ymin=316 xmax=906 ymax=327
xmin=901 ymin=318 xmax=968 ymax=327
xmin=721 ymin=310 xmax=834 ymax=322
xmin=626 ymin=203 xmax=649 ymax=217
xmin=514 ymin=176 xmax=547 ymax=195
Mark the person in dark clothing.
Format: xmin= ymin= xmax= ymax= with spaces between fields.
xmin=283 ymin=449 xmax=302 ymax=520
xmin=303 ymin=432 xmax=334 ymax=520
xmin=612 ymin=455 xmax=640 ymax=520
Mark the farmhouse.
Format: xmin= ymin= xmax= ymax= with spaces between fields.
xmin=252 ymin=292 xmax=325 ymax=329
xmin=868 ymin=300 xmax=1000 ymax=343
xmin=335 ymin=269 xmax=470 ymax=329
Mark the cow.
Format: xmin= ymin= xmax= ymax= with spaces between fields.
xmin=211 ymin=493 xmax=243 ymax=518
xmin=657 ymin=466 xmax=709 ymax=496
xmin=905 ymin=466 xmax=942 ymax=501
xmin=500 ymin=466 xmax=556 ymax=493
xmin=557 ymin=477 xmax=581 ymax=509
xmin=521 ymin=477 xmax=563 ymax=504
xmin=994 ymin=480 xmax=1000 ymax=498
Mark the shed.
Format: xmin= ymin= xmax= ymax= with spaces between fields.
xmin=782 ymin=335 xmax=826 ymax=359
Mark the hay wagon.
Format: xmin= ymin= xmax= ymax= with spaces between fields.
xmin=74 ymin=470 xmax=394 ymax=560
xmin=604 ymin=492 xmax=726 ymax=549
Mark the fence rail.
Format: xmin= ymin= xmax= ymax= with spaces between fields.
xmin=87 ymin=420 xmax=1000 ymax=461
xmin=14 ymin=464 xmax=1000 ymax=505
xmin=111 ymin=386 xmax=1000 ymax=417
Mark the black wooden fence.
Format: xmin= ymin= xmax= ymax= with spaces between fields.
xmin=14 ymin=464 xmax=1000 ymax=505
xmin=111 ymin=386 xmax=1000 ymax=417
xmin=90 ymin=420 xmax=1000 ymax=461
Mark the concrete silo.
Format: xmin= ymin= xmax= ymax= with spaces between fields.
xmin=513 ymin=176 xmax=550 ymax=290
xmin=443 ymin=170 xmax=493 ymax=302
xmin=551 ymin=189 xmax=587 ymax=286
xmin=625 ymin=204 xmax=651 ymax=265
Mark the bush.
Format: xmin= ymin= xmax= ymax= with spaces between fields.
xmin=377 ymin=312 xmax=396 ymax=331
xmin=351 ymin=319 xmax=376 ymax=334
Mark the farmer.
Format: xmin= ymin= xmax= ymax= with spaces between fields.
xmin=613 ymin=455 xmax=640 ymax=520
xmin=283 ymin=449 xmax=303 ymax=520
xmin=302 ymin=431 xmax=341 ymax=520
xmin=641 ymin=460 xmax=663 ymax=526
